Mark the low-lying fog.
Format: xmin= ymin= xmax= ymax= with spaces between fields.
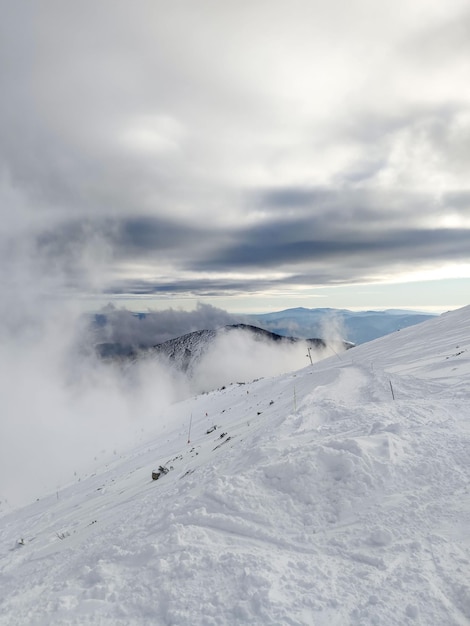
xmin=0 ymin=300 xmax=346 ymax=510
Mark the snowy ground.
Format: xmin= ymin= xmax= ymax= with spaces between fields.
xmin=1 ymin=306 xmax=469 ymax=625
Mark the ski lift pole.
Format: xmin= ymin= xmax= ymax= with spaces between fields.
xmin=306 ymin=346 xmax=313 ymax=365
xmin=187 ymin=413 xmax=193 ymax=444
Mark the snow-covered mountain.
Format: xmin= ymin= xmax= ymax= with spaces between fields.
xmin=150 ymin=324 xmax=352 ymax=374
xmin=96 ymin=324 xmax=335 ymax=364
xmin=95 ymin=324 xmax=353 ymax=394
xmin=246 ymin=307 xmax=436 ymax=344
xmin=1 ymin=306 xmax=469 ymax=625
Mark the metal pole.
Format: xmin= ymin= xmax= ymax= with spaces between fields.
xmin=187 ymin=413 xmax=193 ymax=444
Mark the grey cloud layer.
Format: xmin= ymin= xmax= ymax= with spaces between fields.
xmin=1 ymin=1 xmax=469 ymax=300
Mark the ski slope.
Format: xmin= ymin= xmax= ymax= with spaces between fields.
xmin=1 ymin=306 xmax=469 ymax=625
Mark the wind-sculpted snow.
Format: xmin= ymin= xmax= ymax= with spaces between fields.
xmin=0 ymin=306 xmax=469 ymax=625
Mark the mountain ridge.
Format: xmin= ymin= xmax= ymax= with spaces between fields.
xmin=150 ymin=323 xmax=352 ymax=373
xmin=96 ymin=323 xmax=353 ymax=373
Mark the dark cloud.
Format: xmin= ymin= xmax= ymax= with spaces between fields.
xmin=22 ymin=186 xmax=470 ymax=297
xmin=104 ymin=278 xmax=278 ymax=297
xmin=28 ymin=215 xmax=222 ymax=292
xmin=183 ymin=186 xmax=469 ymax=279
xmin=257 ymin=187 xmax=334 ymax=209
xmin=113 ymin=217 xmax=204 ymax=257
xmin=195 ymin=225 xmax=470 ymax=275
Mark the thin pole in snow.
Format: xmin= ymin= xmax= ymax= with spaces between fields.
xmin=306 ymin=347 xmax=313 ymax=365
xmin=389 ymin=380 xmax=395 ymax=401
xmin=187 ymin=413 xmax=193 ymax=444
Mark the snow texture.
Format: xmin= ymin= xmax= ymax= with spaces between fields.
xmin=1 ymin=306 xmax=469 ymax=625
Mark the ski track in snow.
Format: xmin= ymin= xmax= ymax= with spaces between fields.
xmin=1 ymin=307 xmax=470 ymax=625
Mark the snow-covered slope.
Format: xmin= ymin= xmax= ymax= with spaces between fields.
xmin=1 ymin=306 xmax=469 ymax=625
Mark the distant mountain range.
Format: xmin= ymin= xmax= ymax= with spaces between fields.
xmin=245 ymin=307 xmax=436 ymax=345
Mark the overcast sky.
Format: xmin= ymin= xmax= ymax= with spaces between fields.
xmin=1 ymin=0 xmax=469 ymax=314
